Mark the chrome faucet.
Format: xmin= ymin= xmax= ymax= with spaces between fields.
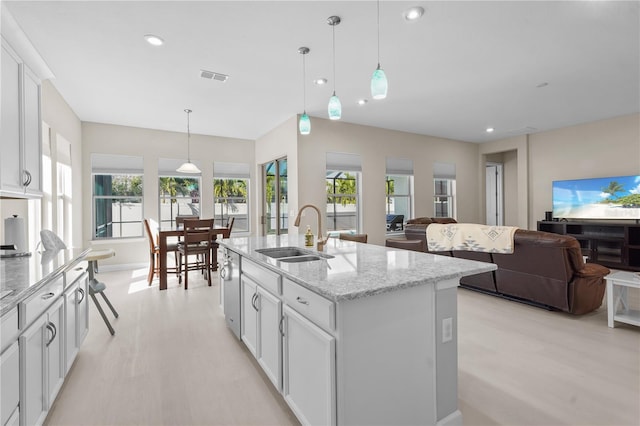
xmin=294 ymin=204 xmax=327 ymax=251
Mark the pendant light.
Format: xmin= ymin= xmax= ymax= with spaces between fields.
xmin=371 ymin=0 xmax=388 ymax=100
xmin=298 ymin=47 xmax=311 ymax=135
xmin=176 ymin=109 xmax=201 ymax=174
xmin=327 ymin=15 xmax=342 ymax=120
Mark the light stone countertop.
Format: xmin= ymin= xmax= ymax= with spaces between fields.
xmin=219 ymin=235 xmax=497 ymax=301
xmin=0 ymin=248 xmax=89 ymax=316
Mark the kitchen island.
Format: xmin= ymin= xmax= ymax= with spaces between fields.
xmin=219 ymin=235 xmax=496 ymax=426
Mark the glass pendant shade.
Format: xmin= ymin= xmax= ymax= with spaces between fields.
xmin=371 ymin=65 xmax=388 ymax=99
xmin=299 ymin=112 xmax=311 ymax=135
xmin=328 ymin=93 xmax=342 ymax=120
xmin=177 ymin=161 xmax=201 ymax=174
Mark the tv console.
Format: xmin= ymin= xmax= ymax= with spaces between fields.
xmin=537 ymin=221 xmax=640 ymax=272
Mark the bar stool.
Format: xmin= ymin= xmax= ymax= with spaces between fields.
xmin=85 ymin=249 xmax=119 ymax=335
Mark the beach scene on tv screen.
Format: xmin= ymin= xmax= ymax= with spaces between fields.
xmin=553 ymin=175 xmax=640 ymax=219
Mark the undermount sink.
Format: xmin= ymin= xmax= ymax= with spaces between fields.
xmin=255 ymin=247 xmax=334 ymax=262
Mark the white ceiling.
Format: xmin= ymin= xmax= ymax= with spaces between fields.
xmin=5 ymin=1 xmax=640 ymax=143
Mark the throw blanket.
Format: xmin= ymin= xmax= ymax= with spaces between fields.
xmin=427 ymin=223 xmax=519 ymax=254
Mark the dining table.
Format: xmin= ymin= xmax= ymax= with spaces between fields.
xmin=158 ymin=224 xmax=230 ymax=290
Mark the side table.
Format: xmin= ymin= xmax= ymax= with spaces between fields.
xmin=605 ymin=271 xmax=640 ymax=328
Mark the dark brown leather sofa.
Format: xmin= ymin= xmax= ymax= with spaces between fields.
xmin=395 ymin=218 xmax=610 ymax=315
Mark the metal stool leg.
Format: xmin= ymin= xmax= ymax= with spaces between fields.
xmin=99 ymin=291 xmax=119 ymax=318
xmin=90 ymin=291 xmax=115 ymax=336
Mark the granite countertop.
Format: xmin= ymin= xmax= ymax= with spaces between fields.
xmin=219 ymin=235 xmax=496 ymax=301
xmin=1 ymin=248 xmax=89 ymax=316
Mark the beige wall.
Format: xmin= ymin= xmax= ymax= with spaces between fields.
xmin=293 ymin=116 xmax=481 ymax=246
xmin=481 ymin=113 xmax=640 ymax=230
xmin=82 ymin=122 xmax=255 ymax=266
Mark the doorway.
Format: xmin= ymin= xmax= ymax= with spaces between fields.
xmin=261 ymin=158 xmax=288 ymax=235
xmin=486 ymin=163 xmax=504 ymax=226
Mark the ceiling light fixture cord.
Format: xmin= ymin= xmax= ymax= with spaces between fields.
xmin=327 ymin=16 xmax=342 ymax=120
xmin=298 ymin=47 xmax=311 ymax=134
xmin=185 ymin=108 xmax=192 ymax=162
xmin=371 ymin=1 xmax=388 ymax=100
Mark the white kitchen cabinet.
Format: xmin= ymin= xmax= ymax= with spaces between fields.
xmin=241 ymin=276 xmax=258 ymax=357
xmin=239 ymin=272 xmax=283 ymax=392
xmin=1 ymin=341 xmax=20 ymax=426
xmin=20 ymin=297 xmax=65 ymax=426
xmin=63 ymin=270 xmax=88 ymax=374
xmin=0 ymin=37 xmax=42 ymax=198
xmin=256 ymin=286 xmax=282 ymax=391
xmin=1 ymin=40 xmax=23 ymax=194
xmin=282 ymin=305 xmax=336 ymax=426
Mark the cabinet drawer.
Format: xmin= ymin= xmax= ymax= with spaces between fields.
xmin=283 ymin=278 xmax=335 ymax=332
xmin=242 ymin=258 xmax=281 ymax=296
xmin=65 ymin=261 xmax=88 ymax=287
xmin=0 ymin=307 xmax=19 ymax=352
xmin=20 ymin=274 xmax=64 ymax=329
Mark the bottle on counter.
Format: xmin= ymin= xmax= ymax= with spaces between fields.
xmin=305 ymin=226 xmax=314 ymax=247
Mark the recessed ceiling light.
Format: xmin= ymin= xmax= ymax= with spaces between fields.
xmin=403 ymin=6 xmax=424 ymax=21
xmin=144 ymin=34 xmax=164 ymax=46
xmin=486 ymin=127 xmax=495 ymax=133
xmin=314 ymin=78 xmax=328 ymax=85
xmin=357 ymin=99 xmax=368 ymax=105
xmin=536 ymin=82 xmax=549 ymax=88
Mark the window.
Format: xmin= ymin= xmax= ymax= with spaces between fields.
xmin=263 ymin=158 xmax=287 ymax=235
xmin=434 ymin=179 xmax=457 ymax=218
xmin=92 ymin=154 xmax=143 ymax=239
xmin=385 ymin=158 xmax=413 ymax=234
xmin=326 ymin=152 xmax=362 ymax=234
xmin=326 ymin=171 xmax=359 ymax=233
xmin=214 ymin=162 xmax=250 ymax=233
xmin=433 ymin=162 xmax=456 ymax=219
xmin=159 ymin=177 xmax=200 ymax=228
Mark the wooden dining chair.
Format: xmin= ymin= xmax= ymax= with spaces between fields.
xmin=226 ymin=216 xmax=235 ymax=233
xmin=143 ymin=218 xmax=179 ymax=285
xmin=385 ymin=238 xmax=426 ymax=252
xmin=177 ymin=219 xmax=214 ymax=289
xmin=339 ymin=233 xmax=368 ymax=243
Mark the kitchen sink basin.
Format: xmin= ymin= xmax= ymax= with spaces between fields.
xmin=255 ymin=247 xmax=334 ymax=262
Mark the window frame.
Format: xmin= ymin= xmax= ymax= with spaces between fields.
xmin=434 ymin=178 xmax=456 ymax=219
xmin=385 ymin=174 xmax=413 ymax=234
xmin=326 ymin=170 xmax=360 ymax=234
xmin=213 ymin=176 xmax=250 ymax=233
xmin=158 ymin=175 xmax=201 ymax=229
xmin=92 ymin=173 xmax=144 ymax=240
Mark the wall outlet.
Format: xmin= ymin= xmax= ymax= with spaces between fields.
xmin=442 ymin=317 xmax=453 ymax=343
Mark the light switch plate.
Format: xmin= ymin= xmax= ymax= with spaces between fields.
xmin=442 ymin=317 xmax=453 ymax=343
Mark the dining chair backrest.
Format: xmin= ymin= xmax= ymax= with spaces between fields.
xmin=226 ymin=217 xmax=235 ymax=232
xmin=182 ymin=218 xmax=215 ymax=248
xmin=339 ymin=233 xmax=368 ymax=244
xmin=176 ymin=215 xmax=199 ymax=227
xmin=143 ymin=219 xmax=158 ymax=251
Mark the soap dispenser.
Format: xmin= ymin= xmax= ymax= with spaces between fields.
xmin=305 ymin=225 xmax=314 ymax=247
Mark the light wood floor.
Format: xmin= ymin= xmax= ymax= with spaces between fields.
xmin=45 ymin=267 xmax=640 ymax=426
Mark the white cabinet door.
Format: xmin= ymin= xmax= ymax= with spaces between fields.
xmin=22 ymin=65 xmax=42 ymax=195
xmin=64 ymin=282 xmax=79 ymax=374
xmin=256 ymin=287 xmax=282 ymax=391
xmin=1 ymin=341 xmax=20 ymax=426
xmin=46 ymin=298 xmax=65 ymax=409
xmin=283 ymin=305 xmax=336 ymax=426
xmin=241 ymin=276 xmax=258 ymax=357
xmin=20 ymin=313 xmax=48 ymax=426
xmin=0 ymin=42 xmax=23 ymax=194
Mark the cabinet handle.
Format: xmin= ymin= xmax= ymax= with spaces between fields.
xmin=77 ymin=287 xmax=85 ymax=304
xmin=41 ymin=292 xmax=55 ymax=300
xmin=46 ymin=322 xmax=57 ymax=347
xmin=252 ymin=293 xmax=259 ymax=312
xmin=279 ymin=316 xmax=285 ymax=337
xmin=23 ymin=170 xmax=32 ymax=187
xmin=220 ymin=267 xmax=227 ymax=280
xmin=296 ymin=296 xmax=309 ymax=305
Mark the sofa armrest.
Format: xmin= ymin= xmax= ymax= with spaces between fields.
xmin=574 ymin=263 xmax=610 ymax=279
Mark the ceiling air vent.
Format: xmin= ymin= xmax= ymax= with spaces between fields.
xmin=200 ymin=69 xmax=229 ymax=82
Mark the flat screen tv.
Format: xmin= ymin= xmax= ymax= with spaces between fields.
xmin=552 ymin=175 xmax=640 ymax=220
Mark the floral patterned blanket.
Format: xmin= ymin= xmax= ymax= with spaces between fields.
xmin=426 ymin=223 xmax=519 ymax=254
